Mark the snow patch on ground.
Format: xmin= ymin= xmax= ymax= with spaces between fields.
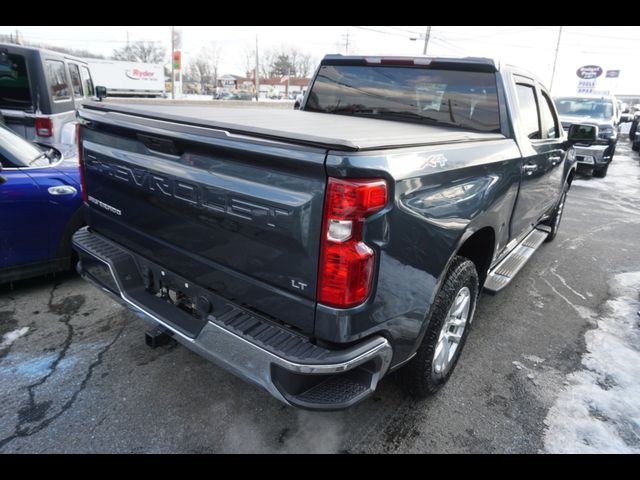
xmin=0 ymin=327 xmax=29 ymax=349
xmin=544 ymin=272 xmax=640 ymax=453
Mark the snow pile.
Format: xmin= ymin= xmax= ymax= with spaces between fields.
xmin=544 ymin=272 xmax=640 ymax=453
xmin=0 ymin=327 xmax=29 ymax=350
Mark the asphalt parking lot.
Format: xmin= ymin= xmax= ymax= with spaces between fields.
xmin=1 ymin=141 xmax=639 ymax=454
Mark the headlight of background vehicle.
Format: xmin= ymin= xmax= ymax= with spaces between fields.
xmin=598 ymin=126 xmax=616 ymax=140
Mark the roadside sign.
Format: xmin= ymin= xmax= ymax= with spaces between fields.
xmin=173 ymin=29 xmax=182 ymax=50
xmin=577 ymin=79 xmax=596 ymax=94
xmin=576 ymin=65 xmax=603 ymax=80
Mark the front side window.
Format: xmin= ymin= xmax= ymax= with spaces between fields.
xmin=68 ymin=63 xmax=83 ymax=97
xmin=539 ymin=91 xmax=559 ymax=139
xmin=516 ymin=84 xmax=541 ymax=140
xmin=45 ymin=60 xmax=70 ymax=101
xmin=305 ymin=65 xmax=501 ymax=133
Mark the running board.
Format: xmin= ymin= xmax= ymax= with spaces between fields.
xmin=484 ymin=227 xmax=549 ymax=294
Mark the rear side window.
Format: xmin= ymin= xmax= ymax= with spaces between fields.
xmin=516 ymin=84 xmax=541 ymax=140
xmin=45 ymin=60 xmax=71 ymax=101
xmin=305 ymin=65 xmax=501 ymax=133
xmin=0 ymin=53 xmax=32 ymax=110
xmin=68 ymin=63 xmax=83 ymax=97
xmin=80 ymin=66 xmax=94 ymax=97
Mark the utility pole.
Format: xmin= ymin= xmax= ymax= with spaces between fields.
xmin=342 ymin=32 xmax=351 ymax=55
xmin=422 ymin=26 xmax=432 ymax=55
xmin=171 ymin=26 xmax=175 ymax=100
xmin=255 ymin=35 xmax=260 ymax=102
xmin=550 ymin=26 xmax=563 ymax=93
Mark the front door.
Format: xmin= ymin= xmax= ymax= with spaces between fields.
xmin=0 ymin=167 xmax=49 ymax=268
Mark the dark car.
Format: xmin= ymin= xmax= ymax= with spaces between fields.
xmin=0 ymin=43 xmax=95 ymax=146
xmin=629 ymin=115 xmax=639 ymax=144
xmin=554 ymin=95 xmax=619 ymax=177
xmin=0 ymin=124 xmax=84 ymax=283
xmin=633 ymin=120 xmax=640 ymax=152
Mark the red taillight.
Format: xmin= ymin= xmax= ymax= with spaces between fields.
xmin=35 ymin=117 xmax=53 ymax=137
xmin=317 ymin=178 xmax=387 ymax=308
xmin=76 ymin=123 xmax=88 ymax=203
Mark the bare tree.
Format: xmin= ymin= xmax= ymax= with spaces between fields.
xmin=262 ymin=46 xmax=314 ymax=78
xmin=202 ymin=42 xmax=223 ymax=88
xmin=112 ymin=41 xmax=166 ymax=64
xmin=296 ymin=53 xmax=314 ymax=77
xmin=238 ymin=44 xmax=256 ymax=78
xmin=238 ymin=44 xmax=314 ymax=80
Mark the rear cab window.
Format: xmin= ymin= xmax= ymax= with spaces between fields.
xmin=304 ymin=64 xmax=501 ymax=133
xmin=45 ymin=59 xmax=71 ymax=102
xmin=0 ymin=51 xmax=32 ymax=110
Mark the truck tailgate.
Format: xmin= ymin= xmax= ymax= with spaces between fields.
xmin=79 ymin=111 xmax=327 ymax=334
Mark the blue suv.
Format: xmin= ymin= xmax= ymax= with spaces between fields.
xmin=0 ymin=123 xmax=84 ymax=283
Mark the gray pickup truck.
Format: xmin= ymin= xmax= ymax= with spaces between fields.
xmin=72 ymin=55 xmax=595 ymax=410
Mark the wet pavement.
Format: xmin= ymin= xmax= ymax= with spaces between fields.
xmin=1 ymin=140 xmax=639 ymax=453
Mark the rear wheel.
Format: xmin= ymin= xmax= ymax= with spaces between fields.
xmin=396 ymin=256 xmax=479 ymax=398
xmin=633 ymin=141 xmax=640 ymax=152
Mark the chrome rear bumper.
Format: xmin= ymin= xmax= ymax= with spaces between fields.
xmin=72 ymin=227 xmax=392 ymax=410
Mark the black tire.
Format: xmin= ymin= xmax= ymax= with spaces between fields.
xmin=544 ymin=186 xmax=568 ymax=242
xmin=396 ymin=256 xmax=479 ymax=398
xmin=593 ymin=165 xmax=609 ymax=178
xmin=633 ymin=142 xmax=640 ymax=152
xmin=605 ymin=143 xmax=616 ymax=161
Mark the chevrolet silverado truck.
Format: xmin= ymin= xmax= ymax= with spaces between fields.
xmin=72 ymin=55 xmax=595 ymax=410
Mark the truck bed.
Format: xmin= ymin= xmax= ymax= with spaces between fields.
xmin=81 ymin=102 xmax=505 ymax=151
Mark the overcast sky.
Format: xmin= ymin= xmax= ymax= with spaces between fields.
xmin=2 ymin=26 xmax=639 ymax=95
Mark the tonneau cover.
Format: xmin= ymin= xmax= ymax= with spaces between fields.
xmin=81 ymin=102 xmax=505 ymax=151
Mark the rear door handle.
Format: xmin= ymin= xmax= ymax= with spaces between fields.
xmin=522 ymin=164 xmax=538 ymax=175
xmin=549 ymin=155 xmax=562 ymax=165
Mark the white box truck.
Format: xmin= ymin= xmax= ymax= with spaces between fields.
xmin=86 ymin=59 xmax=165 ymax=98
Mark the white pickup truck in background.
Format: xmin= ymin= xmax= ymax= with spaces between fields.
xmin=86 ymin=59 xmax=165 ymax=98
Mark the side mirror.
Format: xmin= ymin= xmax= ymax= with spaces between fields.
xmin=567 ymin=124 xmax=598 ymax=144
xmin=95 ymin=86 xmax=107 ymax=101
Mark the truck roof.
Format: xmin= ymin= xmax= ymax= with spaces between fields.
xmin=320 ymin=54 xmax=500 ymax=71
xmin=80 ymin=102 xmax=505 ymax=152
xmin=0 ymin=42 xmax=89 ymax=64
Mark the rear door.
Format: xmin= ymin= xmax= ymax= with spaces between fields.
xmin=80 ymin=115 xmax=327 ymax=334
xmin=510 ymin=78 xmax=560 ymax=238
